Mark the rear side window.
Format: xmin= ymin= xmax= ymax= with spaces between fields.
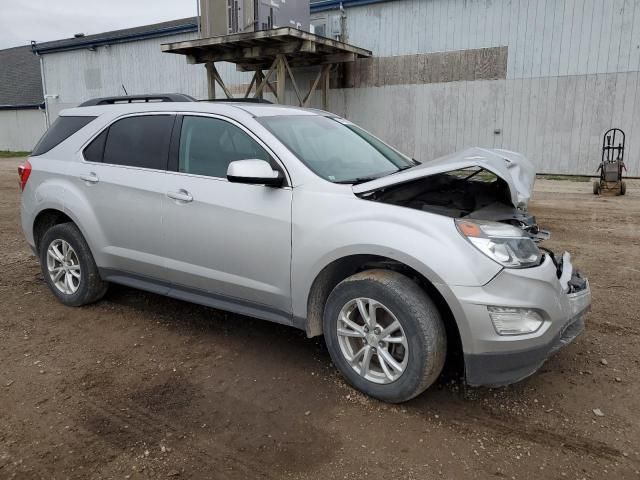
xmin=102 ymin=115 xmax=174 ymax=170
xmin=32 ymin=116 xmax=96 ymax=156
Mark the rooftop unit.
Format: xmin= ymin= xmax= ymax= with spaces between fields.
xmin=200 ymin=0 xmax=310 ymax=37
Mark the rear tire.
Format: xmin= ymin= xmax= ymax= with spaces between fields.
xmin=620 ymin=181 xmax=626 ymax=196
xmin=323 ymin=269 xmax=447 ymax=403
xmin=39 ymin=223 xmax=108 ymax=306
xmin=593 ymin=181 xmax=600 ymax=195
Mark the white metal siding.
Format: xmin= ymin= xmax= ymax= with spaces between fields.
xmin=41 ymin=33 xmax=252 ymax=120
xmin=37 ymin=0 xmax=640 ymax=175
xmin=320 ymin=0 xmax=640 ymax=175
xmin=0 ymin=109 xmax=47 ymax=152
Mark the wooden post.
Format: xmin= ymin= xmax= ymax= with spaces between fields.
xmin=205 ymin=62 xmax=216 ymax=99
xmin=322 ymin=65 xmax=330 ymax=110
xmin=276 ymin=54 xmax=286 ymax=104
xmin=255 ymin=70 xmax=264 ymax=99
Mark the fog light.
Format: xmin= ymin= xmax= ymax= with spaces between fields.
xmin=488 ymin=306 xmax=544 ymax=335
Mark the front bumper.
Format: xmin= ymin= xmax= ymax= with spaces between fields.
xmin=448 ymin=252 xmax=591 ymax=386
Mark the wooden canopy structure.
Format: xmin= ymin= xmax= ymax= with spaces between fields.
xmin=161 ymin=27 xmax=372 ymax=109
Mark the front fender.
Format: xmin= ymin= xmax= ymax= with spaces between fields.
xmin=290 ymin=189 xmax=502 ymax=321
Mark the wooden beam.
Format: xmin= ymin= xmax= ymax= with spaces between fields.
xmin=244 ymin=71 xmax=258 ymax=98
xmin=322 ymin=65 xmax=330 ymax=110
xmin=276 ymin=54 xmax=286 ymax=104
xmin=281 ymin=55 xmax=303 ymax=106
xmin=303 ymin=64 xmax=331 ymax=107
xmin=210 ymin=64 xmax=233 ymax=98
xmin=254 ymin=57 xmax=279 ymax=98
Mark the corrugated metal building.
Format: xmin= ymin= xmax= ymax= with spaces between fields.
xmin=31 ymin=0 xmax=640 ymax=175
xmin=0 ymin=46 xmax=46 ymax=151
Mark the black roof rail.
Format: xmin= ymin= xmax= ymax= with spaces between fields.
xmin=79 ymin=93 xmax=196 ymax=107
xmin=197 ymin=98 xmax=273 ymax=104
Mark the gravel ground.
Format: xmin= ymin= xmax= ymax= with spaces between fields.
xmin=1 ymin=157 xmax=639 ymax=479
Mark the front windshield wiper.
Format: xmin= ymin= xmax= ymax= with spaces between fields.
xmin=335 ymin=175 xmax=384 ymax=185
xmin=336 ymin=164 xmax=416 ymax=185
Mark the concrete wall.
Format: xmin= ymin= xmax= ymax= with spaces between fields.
xmin=0 ymin=108 xmax=47 ymax=151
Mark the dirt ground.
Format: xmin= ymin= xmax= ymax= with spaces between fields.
xmin=1 ymin=157 xmax=639 ymax=480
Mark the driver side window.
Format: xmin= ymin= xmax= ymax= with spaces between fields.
xmin=178 ymin=116 xmax=271 ymax=178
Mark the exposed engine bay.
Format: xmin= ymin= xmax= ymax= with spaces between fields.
xmin=358 ymin=167 xmax=550 ymax=241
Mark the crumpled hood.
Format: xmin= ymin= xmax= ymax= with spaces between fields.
xmin=352 ymin=147 xmax=536 ymax=208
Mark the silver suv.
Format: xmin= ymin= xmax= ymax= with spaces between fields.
xmin=20 ymin=95 xmax=591 ymax=403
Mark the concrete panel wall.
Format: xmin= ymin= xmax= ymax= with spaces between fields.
xmin=325 ymin=71 xmax=640 ymax=176
xmin=0 ymin=109 xmax=47 ymax=151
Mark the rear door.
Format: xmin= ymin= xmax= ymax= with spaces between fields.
xmin=69 ymin=113 xmax=175 ymax=280
xmin=162 ymin=114 xmax=293 ymax=317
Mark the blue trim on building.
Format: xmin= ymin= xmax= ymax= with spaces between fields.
xmin=310 ymin=0 xmax=392 ymax=12
xmin=32 ymin=0 xmax=393 ymax=55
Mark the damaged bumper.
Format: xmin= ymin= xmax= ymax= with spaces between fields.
xmin=449 ymin=251 xmax=591 ymax=387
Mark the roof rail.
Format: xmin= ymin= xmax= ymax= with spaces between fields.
xmin=197 ymin=98 xmax=273 ymax=104
xmin=79 ymin=93 xmax=196 ymax=107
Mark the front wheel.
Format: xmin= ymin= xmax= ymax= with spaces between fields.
xmin=323 ymin=270 xmax=446 ymax=403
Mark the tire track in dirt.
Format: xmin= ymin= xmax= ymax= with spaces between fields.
xmin=449 ymin=411 xmax=625 ymax=462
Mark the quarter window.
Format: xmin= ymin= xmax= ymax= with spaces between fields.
xmin=32 ymin=116 xmax=97 ymax=156
xmin=102 ymin=115 xmax=174 ymax=170
xmin=83 ymin=129 xmax=108 ymax=163
xmin=178 ymin=116 xmax=271 ymax=178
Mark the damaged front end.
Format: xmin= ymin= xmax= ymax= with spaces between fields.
xmin=355 ymin=147 xmax=550 ymax=241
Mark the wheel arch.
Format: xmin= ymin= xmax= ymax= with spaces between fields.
xmin=33 ymin=208 xmax=74 ymax=254
xmin=304 ymin=254 xmax=464 ymax=374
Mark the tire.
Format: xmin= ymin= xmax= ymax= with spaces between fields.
xmin=323 ymin=269 xmax=447 ymax=403
xmin=620 ymin=181 xmax=626 ymax=196
xmin=593 ymin=181 xmax=600 ymax=195
xmin=39 ymin=222 xmax=108 ymax=306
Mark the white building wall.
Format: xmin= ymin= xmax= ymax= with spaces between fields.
xmin=40 ymin=32 xmax=252 ymax=121
xmin=0 ymin=109 xmax=47 ymax=151
xmin=37 ymin=0 xmax=640 ymax=175
xmin=318 ymin=0 xmax=640 ymax=176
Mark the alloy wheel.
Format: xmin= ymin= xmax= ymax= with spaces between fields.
xmin=46 ymin=239 xmax=81 ymax=295
xmin=336 ymin=298 xmax=409 ymax=384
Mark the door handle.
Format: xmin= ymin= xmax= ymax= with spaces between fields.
xmin=167 ymin=190 xmax=193 ymax=203
xmin=79 ymin=172 xmax=99 ymax=184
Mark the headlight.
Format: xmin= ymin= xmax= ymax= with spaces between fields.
xmin=488 ymin=306 xmax=544 ymax=335
xmin=455 ymin=219 xmax=542 ymax=268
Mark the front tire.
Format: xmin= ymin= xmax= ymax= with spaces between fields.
xmin=323 ymin=269 xmax=446 ymax=403
xmin=39 ymin=223 xmax=108 ymax=306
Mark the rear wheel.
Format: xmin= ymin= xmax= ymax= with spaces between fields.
xmin=593 ymin=181 xmax=600 ymax=195
xmin=39 ymin=223 xmax=108 ymax=306
xmin=323 ymin=270 xmax=446 ymax=403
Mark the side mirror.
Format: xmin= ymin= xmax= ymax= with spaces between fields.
xmin=227 ymin=159 xmax=283 ymax=187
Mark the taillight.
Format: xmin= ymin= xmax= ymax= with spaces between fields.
xmin=18 ymin=160 xmax=32 ymax=192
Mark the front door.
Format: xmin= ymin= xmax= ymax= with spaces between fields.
xmin=162 ymin=114 xmax=292 ymax=317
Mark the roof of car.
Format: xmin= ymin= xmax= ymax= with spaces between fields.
xmin=61 ymin=101 xmax=331 ymax=118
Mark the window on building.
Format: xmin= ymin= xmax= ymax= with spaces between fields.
xmin=178 ymin=116 xmax=271 ymax=178
xmin=32 ymin=116 xmax=97 ymax=156
xmin=102 ymin=115 xmax=174 ymax=170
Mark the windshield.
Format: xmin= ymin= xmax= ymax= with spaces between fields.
xmin=257 ymin=115 xmax=417 ymax=183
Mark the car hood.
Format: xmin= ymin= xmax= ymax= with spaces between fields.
xmin=352 ymin=147 xmax=536 ymax=208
